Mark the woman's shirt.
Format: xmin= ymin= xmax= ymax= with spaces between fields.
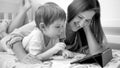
xmin=65 ymin=26 xmax=89 ymax=54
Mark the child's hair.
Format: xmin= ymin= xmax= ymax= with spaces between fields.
xmin=67 ymin=0 xmax=105 ymax=44
xmin=35 ymin=2 xmax=66 ymax=28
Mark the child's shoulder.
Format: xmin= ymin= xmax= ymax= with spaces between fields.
xmin=30 ymin=27 xmax=44 ymax=41
xmin=23 ymin=27 xmax=44 ymax=44
xmin=34 ymin=27 xmax=42 ymax=33
xmin=30 ymin=27 xmax=43 ymax=37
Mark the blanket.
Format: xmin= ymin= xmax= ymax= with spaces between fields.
xmin=0 ymin=49 xmax=120 ymax=68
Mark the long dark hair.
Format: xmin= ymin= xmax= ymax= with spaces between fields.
xmin=67 ymin=0 xmax=105 ymax=44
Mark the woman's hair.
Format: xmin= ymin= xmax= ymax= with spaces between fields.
xmin=67 ymin=0 xmax=105 ymax=44
xmin=35 ymin=2 xmax=66 ymax=28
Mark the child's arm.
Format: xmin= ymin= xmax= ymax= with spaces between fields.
xmin=36 ymin=42 xmax=66 ymax=60
xmin=12 ymin=41 xmax=27 ymax=60
xmin=8 ymin=0 xmax=31 ymax=33
xmin=13 ymin=41 xmax=41 ymax=64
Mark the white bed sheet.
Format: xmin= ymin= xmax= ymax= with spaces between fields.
xmin=0 ymin=49 xmax=120 ymax=68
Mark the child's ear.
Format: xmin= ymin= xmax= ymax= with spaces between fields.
xmin=39 ymin=23 xmax=46 ymax=30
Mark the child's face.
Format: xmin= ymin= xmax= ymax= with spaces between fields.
xmin=69 ymin=10 xmax=95 ymax=31
xmin=43 ymin=19 xmax=65 ymax=38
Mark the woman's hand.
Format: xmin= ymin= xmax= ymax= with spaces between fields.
xmin=62 ymin=49 xmax=74 ymax=58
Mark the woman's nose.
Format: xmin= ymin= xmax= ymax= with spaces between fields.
xmin=60 ymin=28 xmax=63 ymax=33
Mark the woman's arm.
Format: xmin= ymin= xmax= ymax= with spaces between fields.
xmin=83 ymin=26 xmax=103 ymax=55
xmin=102 ymin=35 xmax=109 ymax=48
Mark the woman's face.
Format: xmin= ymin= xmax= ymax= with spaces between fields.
xmin=69 ymin=10 xmax=95 ymax=31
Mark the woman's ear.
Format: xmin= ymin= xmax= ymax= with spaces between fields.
xmin=39 ymin=23 xmax=46 ymax=31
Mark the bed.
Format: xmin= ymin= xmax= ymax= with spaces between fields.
xmin=0 ymin=49 xmax=120 ymax=68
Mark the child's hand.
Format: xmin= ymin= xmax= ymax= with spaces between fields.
xmin=53 ymin=42 xmax=66 ymax=51
xmin=22 ymin=54 xmax=41 ymax=64
xmin=62 ymin=49 xmax=74 ymax=59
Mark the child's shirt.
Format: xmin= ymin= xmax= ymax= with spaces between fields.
xmin=0 ymin=21 xmax=36 ymax=54
xmin=0 ymin=21 xmax=60 ymax=55
xmin=22 ymin=27 xmax=59 ymax=55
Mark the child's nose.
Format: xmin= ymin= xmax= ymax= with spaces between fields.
xmin=60 ymin=27 xmax=65 ymax=33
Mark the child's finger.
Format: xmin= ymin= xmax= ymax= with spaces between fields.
xmin=63 ymin=53 xmax=68 ymax=59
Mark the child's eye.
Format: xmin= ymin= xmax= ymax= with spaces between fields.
xmin=56 ymin=26 xmax=60 ymax=28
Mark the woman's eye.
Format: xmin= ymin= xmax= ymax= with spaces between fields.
xmin=86 ymin=19 xmax=91 ymax=22
xmin=74 ymin=21 xmax=80 ymax=27
xmin=74 ymin=22 xmax=77 ymax=26
xmin=78 ymin=16 xmax=83 ymax=19
xmin=61 ymin=25 xmax=64 ymax=28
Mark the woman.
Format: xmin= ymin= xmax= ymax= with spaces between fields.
xmin=64 ymin=0 xmax=108 ymax=55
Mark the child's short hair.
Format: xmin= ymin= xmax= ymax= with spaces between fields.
xmin=35 ymin=2 xmax=66 ymax=28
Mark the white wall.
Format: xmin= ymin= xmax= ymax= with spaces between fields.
xmin=0 ymin=0 xmax=22 ymax=13
xmin=99 ymin=0 xmax=120 ymax=27
xmin=34 ymin=0 xmax=73 ymax=13
xmin=99 ymin=0 xmax=120 ymax=44
xmin=0 ymin=0 xmax=23 ymax=22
